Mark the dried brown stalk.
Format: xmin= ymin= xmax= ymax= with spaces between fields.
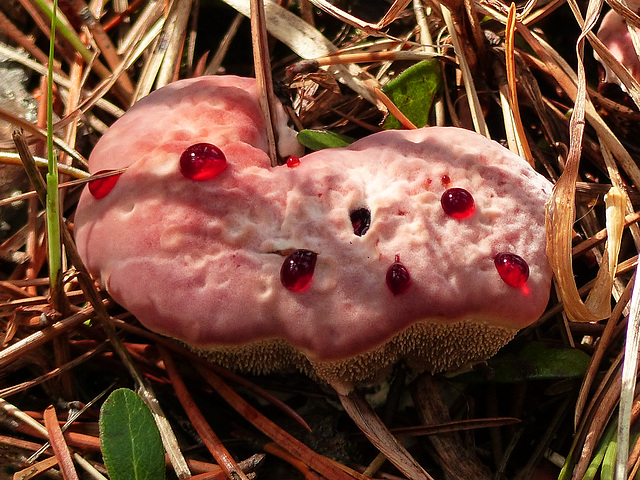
xmin=504 ymin=3 xmax=533 ymax=165
xmin=336 ymin=386 xmax=434 ymax=480
xmin=441 ymin=4 xmax=488 ymax=137
xmin=13 ymin=455 xmax=60 ymax=479
xmin=305 ymin=0 xmax=411 ymax=36
xmin=43 ymin=405 xmax=79 ymax=480
xmin=160 ymin=346 xmax=249 ymax=480
xmin=575 ymin=277 xmax=633 ymax=427
xmin=195 ymin=363 xmax=357 ymax=480
xmin=412 ymin=375 xmax=491 ymax=480
xmin=250 ymin=0 xmax=279 ymax=166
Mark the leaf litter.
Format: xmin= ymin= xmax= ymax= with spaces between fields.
xmin=0 ymin=0 xmax=639 ymax=478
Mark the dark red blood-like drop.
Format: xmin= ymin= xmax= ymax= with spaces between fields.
xmin=441 ymin=187 xmax=475 ymax=219
xmin=441 ymin=174 xmax=451 ymax=186
xmin=494 ymin=252 xmax=529 ymax=287
xmin=386 ymin=255 xmax=412 ymax=295
xmin=88 ymin=170 xmax=123 ymax=199
xmin=179 ymin=143 xmax=227 ymax=181
xmin=286 ymin=156 xmax=301 ymax=168
xmin=281 ymin=249 xmax=317 ymax=292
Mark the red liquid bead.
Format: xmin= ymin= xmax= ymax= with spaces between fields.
xmin=494 ymin=253 xmax=529 ymax=287
xmin=88 ymin=170 xmax=123 ymax=199
xmin=179 ymin=143 xmax=227 ymax=181
xmin=286 ymin=156 xmax=301 ymax=168
xmin=441 ymin=174 xmax=451 ymax=186
xmin=441 ymin=187 xmax=475 ymax=219
xmin=386 ymin=255 xmax=412 ymax=295
xmin=281 ymin=249 xmax=317 ymax=292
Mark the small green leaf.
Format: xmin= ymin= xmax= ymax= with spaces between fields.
xmin=458 ymin=342 xmax=591 ymax=383
xmin=382 ymin=59 xmax=442 ymax=130
xmin=100 ymin=388 xmax=165 ymax=480
xmin=297 ymin=130 xmax=355 ymax=151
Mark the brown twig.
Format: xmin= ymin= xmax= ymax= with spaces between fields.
xmin=159 ymin=345 xmax=250 ymax=480
xmin=336 ymin=386 xmax=434 ymax=480
xmin=250 ymin=0 xmax=280 ymax=166
xmin=195 ymin=363 xmax=357 ymax=480
xmin=43 ymin=405 xmax=79 ymax=480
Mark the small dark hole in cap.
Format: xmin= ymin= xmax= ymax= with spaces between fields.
xmin=350 ymin=208 xmax=371 ymax=236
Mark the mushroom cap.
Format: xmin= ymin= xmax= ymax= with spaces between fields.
xmin=595 ymin=9 xmax=640 ymax=86
xmin=74 ymin=75 xmax=553 ymax=384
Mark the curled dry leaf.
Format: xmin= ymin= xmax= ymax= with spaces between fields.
xmin=546 ymin=175 xmax=626 ymax=323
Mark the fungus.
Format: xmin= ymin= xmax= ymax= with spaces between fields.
xmin=595 ymin=8 xmax=640 ymax=88
xmin=75 ymin=75 xmax=553 ymax=393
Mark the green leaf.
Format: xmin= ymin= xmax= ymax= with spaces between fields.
xmin=100 ymin=388 xmax=165 ymax=480
xmin=297 ymin=130 xmax=355 ymax=151
xmin=382 ymin=59 xmax=442 ymax=130
xmin=458 ymin=342 xmax=591 ymax=383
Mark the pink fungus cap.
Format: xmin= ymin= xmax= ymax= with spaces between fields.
xmin=74 ymin=75 xmax=553 ymax=387
xmin=595 ymin=9 xmax=640 ymax=87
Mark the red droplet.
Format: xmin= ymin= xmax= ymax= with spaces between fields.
xmin=88 ymin=170 xmax=123 ymax=199
xmin=286 ymin=156 xmax=301 ymax=168
xmin=494 ymin=252 xmax=529 ymax=287
xmin=441 ymin=187 xmax=475 ymax=219
xmin=441 ymin=174 xmax=451 ymax=186
xmin=179 ymin=143 xmax=227 ymax=181
xmin=281 ymin=249 xmax=317 ymax=291
xmin=386 ymin=255 xmax=412 ymax=295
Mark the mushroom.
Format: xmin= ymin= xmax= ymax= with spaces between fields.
xmin=74 ymin=75 xmax=553 ymax=394
xmin=595 ymin=8 xmax=640 ymax=88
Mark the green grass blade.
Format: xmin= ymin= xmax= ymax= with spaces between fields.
xmin=46 ymin=0 xmax=62 ymax=300
xmin=583 ymin=420 xmax=617 ymax=480
xmin=32 ymin=0 xmax=94 ymax=64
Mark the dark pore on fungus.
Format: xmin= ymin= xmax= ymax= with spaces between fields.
xmin=350 ymin=207 xmax=371 ymax=236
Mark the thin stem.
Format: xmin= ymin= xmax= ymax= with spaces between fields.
xmin=46 ymin=0 xmax=62 ymax=309
xmin=31 ymin=0 xmax=94 ymax=64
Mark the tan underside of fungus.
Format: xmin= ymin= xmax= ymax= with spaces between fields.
xmin=199 ymin=319 xmax=515 ymax=390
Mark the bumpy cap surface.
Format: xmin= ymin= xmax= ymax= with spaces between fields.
xmin=75 ymin=75 xmax=553 ymax=375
